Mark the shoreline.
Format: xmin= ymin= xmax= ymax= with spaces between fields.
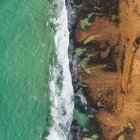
xmin=66 ymin=1 xmax=103 ymax=139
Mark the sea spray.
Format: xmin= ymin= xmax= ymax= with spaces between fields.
xmin=47 ymin=0 xmax=74 ymax=139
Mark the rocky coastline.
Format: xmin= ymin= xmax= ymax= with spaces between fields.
xmin=67 ymin=0 xmax=103 ymax=139
xmin=67 ymin=0 xmax=140 ymax=140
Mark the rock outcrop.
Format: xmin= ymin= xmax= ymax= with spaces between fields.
xmin=73 ymin=0 xmax=140 ymax=139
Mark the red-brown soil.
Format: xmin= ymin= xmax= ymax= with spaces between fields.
xmin=75 ymin=0 xmax=140 ymax=139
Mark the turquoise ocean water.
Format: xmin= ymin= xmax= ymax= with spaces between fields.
xmin=0 ymin=0 xmax=54 ymax=140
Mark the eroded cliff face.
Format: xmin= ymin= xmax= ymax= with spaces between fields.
xmin=74 ymin=0 xmax=140 ymax=139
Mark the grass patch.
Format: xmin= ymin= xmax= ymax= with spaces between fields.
xmin=76 ymin=48 xmax=84 ymax=56
xmin=80 ymin=18 xmax=92 ymax=30
xmin=73 ymin=109 xmax=89 ymax=127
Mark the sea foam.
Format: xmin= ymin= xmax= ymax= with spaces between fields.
xmin=47 ymin=0 xmax=74 ymax=140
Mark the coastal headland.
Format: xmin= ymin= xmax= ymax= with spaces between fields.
xmin=69 ymin=0 xmax=140 ymax=139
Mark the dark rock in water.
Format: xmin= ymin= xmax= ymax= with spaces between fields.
xmin=71 ymin=120 xmax=82 ymax=140
xmin=41 ymin=131 xmax=49 ymax=139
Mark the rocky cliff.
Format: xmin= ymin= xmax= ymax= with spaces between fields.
xmin=72 ymin=0 xmax=140 ymax=139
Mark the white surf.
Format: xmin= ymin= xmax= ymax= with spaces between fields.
xmin=47 ymin=0 xmax=74 ymax=140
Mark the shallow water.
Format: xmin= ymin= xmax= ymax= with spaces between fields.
xmin=0 ymin=0 xmax=54 ymax=140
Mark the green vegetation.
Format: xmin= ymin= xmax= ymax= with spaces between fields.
xmin=83 ymin=128 xmax=89 ymax=133
xmin=83 ymin=134 xmax=99 ymax=140
xmin=76 ymin=48 xmax=84 ymax=56
xmin=80 ymin=54 xmax=95 ymax=74
xmin=76 ymin=4 xmax=83 ymax=9
xmin=81 ymin=60 xmax=91 ymax=75
xmin=80 ymin=18 xmax=92 ymax=30
xmin=127 ymin=122 xmax=134 ymax=130
xmin=91 ymin=134 xmax=99 ymax=140
xmin=80 ymin=12 xmax=96 ymax=30
xmin=88 ymin=13 xmax=94 ymax=19
xmin=73 ymin=109 xmax=89 ymax=127
xmin=118 ymin=135 xmax=125 ymax=140
xmin=83 ymin=35 xmax=98 ymax=45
